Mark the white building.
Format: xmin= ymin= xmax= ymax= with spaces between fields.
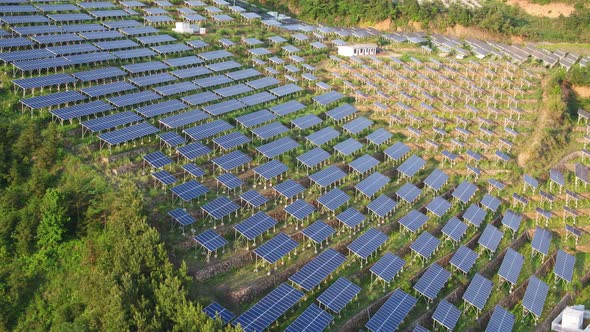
xmin=337 ymin=44 xmax=377 ymax=57
xmin=552 ymin=305 xmax=590 ymax=332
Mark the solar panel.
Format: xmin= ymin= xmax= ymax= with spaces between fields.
xmin=269 ymin=83 xmax=303 ymax=97
xmin=522 ymin=276 xmax=549 ymax=318
xmin=193 ymin=74 xmax=234 ymax=89
xmin=498 ymin=248 xmax=524 ymax=286
xmin=51 ymin=100 xmax=114 ymax=121
xmin=254 ymin=233 xmax=298 ymax=264
xmin=203 ymin=302 xmax=235 ymax=325
xmin=98 ymin=122 xmax=159 ymax=146
xmin=334 ymin=138 xmax=363 ymax=156
xmin=452 ymin=181 xmax=478 ymax=204
xmin=184 ymin=119 xmax=233 ymax=141
xmin=285 ymin=199 xmax=316 ymax=221
xmin=81 ymin=111 xmax=142 ymax=134
xmin=440 ymin=217 xmax=467 ymax=242
xmin=384 ymin=142 xmax=411 ymax=162
xmin=396 ymin=183 xmax=422 ymax=205
xmin=347 ymin=228 xmax=387 ymax=260
xmin=168 ymin=208 xmax=196 ymax=227
xmin=253 ymin=159 xmax=288 ymax=181
xmin=480 ymin=194 xmax=501 ymax=212
xmin=486 ymin=306 xmax=515 ymax=332
xmin=367 ymin=194 xmax=397 ymax=219
xmin=217 ymin=173 xmax=243 ymax=190
xmin=396 ymin=209 xmax=428 ymax=233
xmin=269 ymin=99 xmax=305 ymax=116
xmin=549 ymin=168 xmax=565 ymax=187
xmin=410 ymin=232 xmax=440 ymax=260
xmin=273 ymin=179 xmax=305 ymax=199
xmin=313 ymin=90 xmax=344 ymax=106
xmin=213 ymin=132 xmax=251 ymax=151
xmin=177 ymin=142 xmax=212 ymax=160
xmin=554 ymin=250 xmax=575 ymax=283
xmin=21 ymin=90 xmax=85 ymax=110
xmin=425 ymin=196 xmax=451 ymax=217
xmin=152 ymin=170 xmax=177 ymax=186
xmin=232 ymin=283 xmax=303 ymax=332
xmin=310 ymin=166 xmax=347 ymax=188
xmin=450 ymin=245 xmax=478 ymax=274
xmin=366 ymin=128 xmax=393 ymax=145
xmin=479 ymin=224 xmax=503 ymax=253
xmin=463 ymin=204 xmax=487 ymax=227
xmin=202 ymin=196 xmax=239 ymax=220
xmin=247 ymin=76 xmax=280 ymax=90
xmin=292 ymin=114 xmax=323 ymax=130
xmin=501 ymin=209 xmax=522 ymax=233
xmin=463 ymin=273 xmax=493 ymax=311
xmin=194 ymin=229 xmax=227 ymax=252
xmin=414 ymin=263 xmax=450 ymax=300
xmin=158 ymin=131 xmax=186 ymax=148
xmin=306 ymin=127 xmax=340 ymax=146
xmin=432 ymin=300 xmax=461 ymax=330
xmin=397 ymin=155 xmax=426 ymax=178
xmin=289 ymin=248 xmax=345 ymax=291
xmin=143 ymin=151 xmax=172 ymax=169
xmin=183 ymin=163 xmax=205 ymax=178
xmin=325 ymin=103 xmax=358 ymax=122
xmin=297 ymin=147 xmax=330 ymax=169
xmin=250 ymin=122 xmax=289 ymax=140
xmin=370 ymin=252 xmax=405 ymax=283
xmin=343 ymin=116 xmax=373 ymax=135
xmin=171 ymin=180 xmax=209 ymax=202
xmin=285 ymin=304 xmax=333 ymax=332
xmin=531 ymin=227 xmax=552 ymax=256
xmin=212 ymin=150 xmax=252 ymax=172
xmin=413 ymin=325 xmax=430 ymax=332
xmin=256 ymin=137 xmax=299 ymax=158
xmin=355 ymin=172 xmax=389 ymax=197
xmin=240 ymin=190 xmax=268 ymax=209
xmin=107 ymin=91 xmax=161 ymax=108
xmin=336 ymin=207 xmax=365 ymax=229
xmin=349 ymin=154 xmax=379 ymax=174
xmin=73 ymin=66 xmax=125 ymax=82
xmin=234 ymin=212 xmax=276 ymax=241
xmin=316 ymin=277 xmax=361 ymax=314
xmin=164 ymin=55 xmax=203 ymax=68
xmin=235 ymin=109 xmax=276 ymax=128
xmin=365 ymin=288 xmax=417 ymax=332
xmin=317 ymin=188 xmax=350 ymax=212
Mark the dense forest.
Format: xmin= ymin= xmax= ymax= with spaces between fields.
xmin=0 ymin=82 xmax=234 ymax=330
xmin=258 ymin=0 xmax=590 ymax=43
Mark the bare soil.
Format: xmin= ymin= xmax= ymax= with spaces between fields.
xmin=573 ymin=85 xmax=590 ymax=98
xmin=505 ymin=0 xmax=575 ymax=18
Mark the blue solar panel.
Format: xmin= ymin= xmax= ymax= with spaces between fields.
xmin=550 ymin=168 xmax=565 ymax=187
xmin=108 ymin=91 xmax=161 ymax=108
xmin=177 ymin=142 xmax=212 ymax=160
xmin=291 ymin=114 xmax=323 ymax=130
xmin=317 ymin=188 xmax=350 ymax=211
xmin=290 ymin=248 xmax=345 ymax=291
xmin=432 ymin=300 xmax=461 ymax=330
xmin=159 ymin=132 xmax=186 ymax=148
xmin=463 ymin=273 xmax=493 ymax=310
xmin=348 ymin=228 xmax=387 ymax=260
xmin=366 ymin=128 xmax=393 ymax=145
xmin=355 ymin=172 xmax=389 ymax=197
xmin=531 ymin=227 xmax=552 ymax=256
xmin=269 ymin=99 xmax=305 ymax=116
xmin=203 ymin=302 xmax=235 ymax=325
xmin=254 ymin=233 xmax=298 ymax=264
xmin=349 ymin=154 xmax=379 ymax=174
xmin=194 ymin=229 xmax=227 ymax=252
xmin=285 ymin=304 xmax=333 ymax=332
xmin=478 ymin=224 xmax=503 ymax=253
xmin=213 ymin=132 xmax=251 ymax=150
xmin=343 ymin=116 xmax=373 ymax=135
xmin=463 ymin=204 xmax=487 ymax=227
xmin=81 ymin=111 xmax=141 ymax=133
xmin=413 ymin=263 xmax=450 ymax=300
xmin=297 ymin=147 xmax=331 ymax=169
xmin=185 ymin=119 xmax=233 ymax=141
xmin=232 ymin=283 xmax=303 ymax=332
xmin=302 ymin=220 xmax=335 ymax=244
xmin=253 ymin=160 xmax=288 ymax=181
xmin=410 ymin=232 xmax=440 ymax=260
xmin=144 ymin=151 xmax=172 ymax=169
xmin=313 ymin=90 xmax=344 ymax=106
xmin=450 ymin=245 xmax=478 ymax=274
xmin=398 ymin=210 xmax=429 ymax=233
xmin=212 ymin=150 xmax=252 ymax=172
xmin=73 ymin=66 xmax=126 ymax=82
xmin=240 ymin=190 xmax=268 ymax=209
xmin=98 ymin=122 xmax=159 ymax=146
xmin=251 ymin=122 xmax=289 ymax=140
xmin=310 ymin=166 xmax=347 ymax=188
xmin=384 ymin=142 xmax=411 ymax=162
xmin=306 ymin=127 xmax=340 ymax=146
xmin=285 ymin=199 xmax=316 ymax=221
xmin=501 ymin=209 xmax=522 ymax=233
xmin=334 ymin=137 xmax=362 ymax=156
xmin=367 ymin=194 xmax=397 ymax=219
xmin=269 ymin=83 xmax=303 ymax=97
xmin=522 ymin=276 xmax=549 ymax=318
xmin=396 ymin=183 xmax=422 ymax=205
xmin=498 ymin=248 xmax=524 ymax=285
xmin=370 ymin=252 xmax=405 ymax=283
xmin=316 ymin=277 xmax=361 ymax=314
xmin=333 ymin=208 xmax=364 ymax=230
xmin=365 ymin=288 xmax=416 ymax=332
xmin=235 ymin=212 xmax=276 ymax=241
xmin=452 ymin=181 xmax=478 ymax=204
xmin=325 ymin=103 xmax=358 ymax=122
xmin=130 ymin=72 xmax=176 ymax=87
xmin=256 ymin=137 xmax=299 ymax=158
xmin=168 ymin=208 xmax=196 ymax=227
xmin=554 ymin=250 xmax=575 ymax=283
xmin=217 ymin=173 xmax=243 ymax=190
xmin=486 ymin=306 xmax=515 ymax=332
xmin=152 ymin=170 xmax=177 ymax=186
xmin=441 ymin=217 xmax=468 ymax=242
xmin=397 ymin=155 xmax=426 ymax=178
xmin=80 ymin=81 xmax=136 ymax=98
xmin=425 ymin=196 xmax=450 ymax=217
xmin=202 ymin=196 xmax=239 ymax=220
xmin=51 ymin=100 xmax=114 ymax=121
xmin=235 ymin=109 xmax=276 ymax=128
xmin=273 ymin=179 xmax=305 ymax=199
xmin=171 ymin=180 xmax=209 ymax=202
xmin=21 ymin=90 xmax=86 ymax=110
xmin=203 ymin=99 xmax=247 ymax=116
xmin=160 ymin=109 xmax=210 ymax=129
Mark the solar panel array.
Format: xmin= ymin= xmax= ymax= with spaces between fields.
xmin=317 ymin=277 xmax=361 ymax=313
xmin=365 ymin=288 xmax=416 ymax=332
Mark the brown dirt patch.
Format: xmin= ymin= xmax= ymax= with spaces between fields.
xmin=505 ymin=0 xmax=575 ymax=18
xmin=573 ymin=85 xmax=590 ymax=98
xmin=365 ymin=18 xmax=392 ymax=31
